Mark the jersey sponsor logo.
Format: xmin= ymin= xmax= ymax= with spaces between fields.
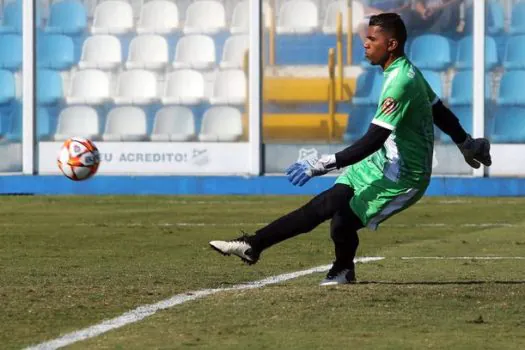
xmin=381 ymin=97 xmax=399 ymax=115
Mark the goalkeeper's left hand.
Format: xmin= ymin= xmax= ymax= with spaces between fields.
xmin=457 ymin=134 xmax=492 ymax=169
xmin=286 ymin=155 xmax=337 ymax=187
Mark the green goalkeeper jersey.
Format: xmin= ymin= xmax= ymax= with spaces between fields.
xmin=348 ymin=56 xmax=437 ymax=188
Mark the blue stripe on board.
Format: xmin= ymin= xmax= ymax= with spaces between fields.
xmin=1 ymin=176 xmax=525 ymax=196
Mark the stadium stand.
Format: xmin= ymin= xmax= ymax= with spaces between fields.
xmin=0 ymin=0 xmax=522 ymax=144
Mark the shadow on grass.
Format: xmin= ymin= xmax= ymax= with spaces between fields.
xmin=355 ymin=280 xmax=525 ymax=285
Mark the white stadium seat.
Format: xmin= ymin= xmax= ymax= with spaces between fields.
xmin=172 ymin=34 xmax=216 ymax=70
xmin=113 ymin=69 xmax=158 ymax=105
xmin=230 ymin=0 xmax=271 ymax=34
xmin=151 ymin=106 xmax=196 ymax=141
xmin=277 ymin=0 xmax=318 ymax=34
xmin=54 ymin=106 xmax=100 ymax=141
xmin=322 ymin=0 xmax=365 ymax=34
xmin=162 ymin=69 xmax=205 ymax=105
xmin=126 ymin=34 xmax=169 ymax=70
xmin=198 ymin=106 xmax=242 ymax=142
xmin=103 ymin=106 xmax=148 ymax=141
xmin=136 ymin=0 xmax=179 ymax=34
xmin=78 ymin=35 xmax=122 ymax=70
xmin=220 ymin=35 xmax=249 ymax=69
xmin=183 ymin=0 xmax=226 ymax=34
xmin=210 ymin=69 xmax=246 ymax=105
xmin=91 ymin=1 xmax=134 ymax=34
xmin=66 ymin=69 xmax=110 ymax=105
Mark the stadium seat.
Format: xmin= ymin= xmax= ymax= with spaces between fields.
xmin=449 ymin=71 xmax=491 ymax=106
xmin=45 ymin=0 xmax=87 ymax=35
xmin=126 ymin=35 xmax=169 ymax=70
xmin=343 ymin=106 xmax=374 ymax=142
xmin=136 ymin=0 xmax=179 ymax=34
xmin=503 ymin=35 xmax=525 ymax=70
xmin=78 ymin=35 xmax=122 ymax=70
xmin=210 ymin=69 xmax=246 ymax=105
xmin=490 ymin=106 xmax=525 ymax=143
xmin=162 ymin=69 xmax=205 ymax=105
xmin=455 ymin=35 xmax=498 ymax=70
xmin=37 ymin=69 xmax=63 ymax=105
xmin=323 ymin=0 xmax=365 ymax=34
xmin=230 ymin=0 xmax=271 ymax=34
xmin=103 ymin=106 xmax=148 ymax=141
xmin=4 ymin=105 xmax=53 ymax=141
xmin=220 ymin=35 xmax=249 ymax=69
xmin=54 ymin=105 xmax=100 ymax=141
xmin=66 ymin=69 xmax=111 ymax=105
xmin=151 ymin=106 xmax=196 ymax=141
xmin=0 ymin=34 xmax=22 ymax=71
xmin=172 ymin=34 xmax=216 ymax=70
xmin=37 ymin=34 xmax=75 ymax=70
xmin=198 ymin=106 xmax=242 ymax=141
xmin=113 ymin=69 xmax=158 ymax=105
xmin=409 ymin=35 xmax=451 ymax=70
xmin=0 ymin=69 xmax=15 ymax=104
xmin=465 ymin=1 xmax=504 ymax=35
xmin=0 ymin=0 xmax=42 ymax=33
xmin=183 ymin=0 xmax=226 ymax=35
xmin=91 ymin=0 xmax=134 ymax=34
xmin=509 ymin=2 xmax=525 ymax=35
xmin=36 ymin=107 xmax=53 ymax=140
xmin=496 ymin=70 xmax=525 ymax=106
xmin=277 ymin=0 xmax=318 ymax=34
xmin=352 ymin=69 xmax=382 ymax=106
xmin=420 ymin=70 xmax=443 ymax=98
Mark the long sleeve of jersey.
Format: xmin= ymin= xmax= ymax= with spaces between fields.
xmin=334 ymin=124 xmax=392 ymax=169
xmin=432 ymin=100 xmax=468 ymax=144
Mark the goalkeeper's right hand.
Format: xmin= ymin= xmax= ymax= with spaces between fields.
xmin=457 ymin=134 xmax=492 ymax=169
xmin=286 ymin=155 xmax=337 ymax=187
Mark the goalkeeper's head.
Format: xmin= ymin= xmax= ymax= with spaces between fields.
xmin=365 ymin=13 xmax=407 ymax=68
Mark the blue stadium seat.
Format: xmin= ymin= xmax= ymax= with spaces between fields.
xmin=45 ymin=0 xmax=87 ymax=35
xmin=510 ymin=2 xmax=525 ymax=35
xmin=37 ymin=34 xmax=75 ymax=70
xmin=490 ymin=107 xmax=525 ymax=143
xmin=465 ymin=1 xmax=505 ymax=35
xmin=37 ymin=69 xmax=63 ymax=105
xmin=409 ymin=35 xmax=452 ymax=70
xmin=449 ymin=71 xmax=491 ymax=106
xmin=343 ymin=106 xmax=374 ymax=143
xmin=0 ymin=69 xmax=15 ymax=105
xmin=455 ymin=35 xmax=498 ymax=70
xmin=420 ymin=70 xmax=443 ymax=99
xmin=0 ymin=0 xmax=42 ymax=33
xmin=440 ymin=106 xmax=473 ymax=143
xmin=352 ymin=69 xmax=382 ymax=106
xmin=503 ymin=35 xmax=525 ymax=70
xmin=496 ymin=70 xmax=525 ymax=105
xmin=4 ymin=104 xmax=53 ymax=141
xmin=0 ymin=34 xmax=22 ymax=71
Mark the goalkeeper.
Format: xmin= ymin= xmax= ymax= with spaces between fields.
xmin=210 ymin=13 xmax=492 ymax=285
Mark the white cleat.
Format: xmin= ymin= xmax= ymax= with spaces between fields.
xmin=209 ymin=237 xmax=260 ymax=265
xmin=319 ymin=268 xmax=356 ymax=286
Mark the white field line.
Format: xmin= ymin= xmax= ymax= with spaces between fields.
xmin=24 ymin=257 xmax=384 ymax=350
xmin=401 ymin=256 xmax=525 ymax=260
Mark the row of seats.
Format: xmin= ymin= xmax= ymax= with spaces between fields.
xmin=353 ymin=69 xmax=525 ymax=107
xmin=2 ymin=0 xmax=522 ymax=36
xmin=33 ymin=68 xmax=245 ymax=106
xmin=0 ymin=105 xmax=244 ymax=141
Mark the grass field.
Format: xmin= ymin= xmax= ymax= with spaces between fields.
xmin=1 ymin=195 xmax=525 ymax=349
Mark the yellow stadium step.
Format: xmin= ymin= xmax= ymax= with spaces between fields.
xmin=263 ymin=77 xmax=355 ymax=103
xmin=262 ymin=113 xmax=348 ymax=142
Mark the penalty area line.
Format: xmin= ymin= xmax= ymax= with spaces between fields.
xmin=24 ymin=257 xmax=384 ymax=350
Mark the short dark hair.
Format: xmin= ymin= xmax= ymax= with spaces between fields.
xmin=369 ymin=13 xmax=407 ymax=49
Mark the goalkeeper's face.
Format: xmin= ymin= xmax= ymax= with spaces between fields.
xmin=364 ymin=25 xmax=397 ymax=66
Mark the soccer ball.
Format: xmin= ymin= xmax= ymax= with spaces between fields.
xmin=57 ymin=137 xmax=100 ymax=181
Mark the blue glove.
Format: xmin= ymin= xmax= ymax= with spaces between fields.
xmin=286 ymin=155 xmax=337 ymax=187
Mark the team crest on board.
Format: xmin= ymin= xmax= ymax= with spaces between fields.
xmin=381 ymin=97 xmax=399 ymax=115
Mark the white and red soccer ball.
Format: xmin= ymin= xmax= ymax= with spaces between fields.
xmin=57 ymin=137 xmax=100 ymax=181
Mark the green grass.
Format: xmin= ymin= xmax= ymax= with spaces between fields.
xmin=1 ymin=196 xmax=525 ymax=349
